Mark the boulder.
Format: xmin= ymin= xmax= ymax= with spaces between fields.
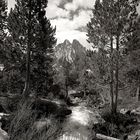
xmin=131 ymin=107 xmax=140 ymax=116
xmin=120 ymin=108 xmax=129 ymax=115
xmin=128 ymin=130 xmax=140 ymax=140
xmin=69 ymin=91 xmax=84 ymax=98
xmin=32 ymin=98 xmax=72 ymax=118
xmin=57 ymin=107 xmax=72 ymax=117
xmin=0 ymin=122 xmax=9 ymax=140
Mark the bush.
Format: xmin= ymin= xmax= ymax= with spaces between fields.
xmin=85 ymin=89 xmax=102 ymax=107
xmin=93 ymin=110 xmax=138 ymax=138
xmin=93 ymin=122 xmax=119 ymax=137
xmin=8 ymin=101 xmax=62 ymax=140
xmin=102 ymin=111 xmax=137 ymax=127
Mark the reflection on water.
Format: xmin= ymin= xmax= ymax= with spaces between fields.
xmin=58 ymin=106 xmax=99 ymax=140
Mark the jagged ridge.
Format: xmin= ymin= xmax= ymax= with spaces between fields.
xmin=55 ymin=39 xmax=86 ymax=63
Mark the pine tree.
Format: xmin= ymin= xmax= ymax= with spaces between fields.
xmin=0 ymin=0 xmax=10 ymax=93
xmin=31 ymin=1 xmax=56 ymax=96
xmin=87 ymin=0 xmax=138 ymax=114
xmin=126 ymin=16 xmax=140 ymax=101
xmin=7 ymin=0 xmax=56 ymax=97
xmin=0 ymin=0 xmax=7 ymax=63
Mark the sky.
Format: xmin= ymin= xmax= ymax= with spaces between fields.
xmin=7 ymin=0 xmax=140 ymax=48
xmin=45 ymin=0 xmax=95 ymax=48
xmin=7 ymin=0 xmax=95 ymax=48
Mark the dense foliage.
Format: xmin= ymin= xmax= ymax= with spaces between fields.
xmin=0 ymin=0 xmax=56 ymax=96
xmin=87 ymin=0 xmax=139 ymax=113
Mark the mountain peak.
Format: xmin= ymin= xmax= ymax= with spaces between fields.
xmin=55 ymin=39 xmax=86 ymax=63
xmin=72 ymin=39 xmax=80 ymax=44
xmin=64 ymin=39 xmax=71 ymax=46
xmin=72 ymin=39 xmax=83 ymax=47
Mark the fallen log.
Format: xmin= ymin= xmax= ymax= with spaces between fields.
xmin=96 ymin=133 xmax=120 ymax=140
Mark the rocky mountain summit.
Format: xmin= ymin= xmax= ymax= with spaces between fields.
xmin=55 ymin=39 xmax=86 ymax=63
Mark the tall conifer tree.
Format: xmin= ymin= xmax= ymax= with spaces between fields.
xmin=0 ymin=0 xmax=7 ymax=63
xmin=87 ymin=0 xmax=138 ymax=113
xmin=126 ymin=17 xmax=140 ymax=101
xmin=8 ymin=0 xmax=56 ymax=97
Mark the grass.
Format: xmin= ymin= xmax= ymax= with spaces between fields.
xmin=8 ymin=101 xmax=62 ymax=140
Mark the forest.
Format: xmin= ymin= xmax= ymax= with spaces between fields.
xmin=0 ymin=0 xmax=140 ymax=140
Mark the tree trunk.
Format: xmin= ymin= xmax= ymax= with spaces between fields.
xmin=110 ymin=36 xmax=114 ymax=114
xmin=22 ymin=0 xmax=32 ymax=99
xmin=114 ymin=35 xmax=120 ymax=114
xmin=84 ymin=83 xmax=87 ymax=97
xmin=100 ymin=93 xmax=105 ymax=106
xmin=136 ymin=86 xmax=140 ymax=101
xmin=65 ymin=78 xmax=69 ymax=100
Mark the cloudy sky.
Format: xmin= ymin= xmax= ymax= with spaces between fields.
xmin=7 ymin=0 xmax=140 ymax=48
xmin=8 ymin=0 xmax=95 ymax=48
xmin=45 ymin=0 xmax=95 ymax=48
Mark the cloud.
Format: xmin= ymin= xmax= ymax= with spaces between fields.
xmin=55 ymin=30 xmax=91 ymax=49
xmin=46 ymin=0 xmax=93 ymax=48
xmin=51 ymin=10 xmax=91 ymax=31
xmin=65 ymin=0 xmax=95 ymax=11
xmin=7 ymin=0 xmax=93 ymax=48
xmin=46 ymin=4 xmax=70 ymax=19
xmin=72 ymin=10 xmax=92 ymax=28
xmin=50 ymin=10 xmax=92 ymax=48
xmin=47 ymin=0 xmax=62 ymax=6
xmin=46 ymin=0 xmax=72 ymax=19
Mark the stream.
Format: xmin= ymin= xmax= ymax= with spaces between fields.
xmin=58 ymin=104 xmax=103 ymax=140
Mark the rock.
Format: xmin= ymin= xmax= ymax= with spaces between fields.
xmin=131 ymin=109 xmax=136 ymax=114
xmin=32 ymin=98 xmax=72 ymax=118
xmin=57 ymin=108 xmax=72 ymax=117
xmin=66 ymin=97 xmax=78 ymax=106
xmin=131 ymin=107 xmax=140 ymax=116
xmin=0 ymin=122 xmax=9 ymax=140
xmin=120 ymin=108 xmax=129 ymax=115
xmin=128 ymin=130 xmax=140 ymax=140
xmin=69 ymin=91 xmax=84 ymax=98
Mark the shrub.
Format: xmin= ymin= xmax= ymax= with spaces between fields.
xmin=93 ymin=110 xmax=138 ymax=138
xmin=8 ymin=101 xmax=62 ymax=140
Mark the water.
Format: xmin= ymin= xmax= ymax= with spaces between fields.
xmin=34 ymin=101 xmax=103 ymax=140
xmin=59 ymin=105 xmax=103 ymax=140
xmin=0 ymin=99 xmax=103 ymax=140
